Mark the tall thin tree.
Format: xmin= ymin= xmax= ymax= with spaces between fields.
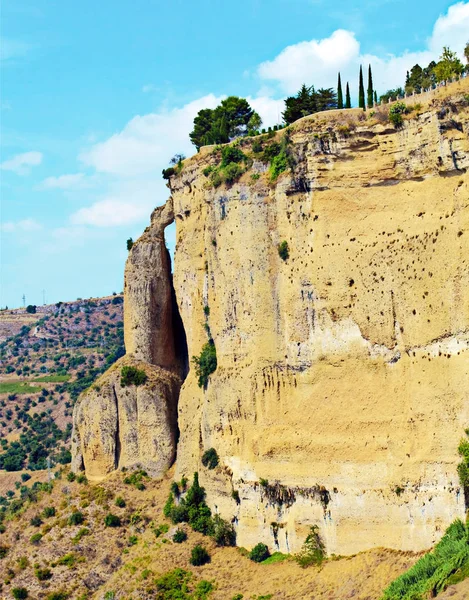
xmin=345 ymin=82 xmax=351 ymax=109
xmin=367 ymin=64 xmax=374 ymax=108
xmin=337 ymin=73 xmax=343 ymax=109
xmin=358 ymin=65 xmax=365 ymax=110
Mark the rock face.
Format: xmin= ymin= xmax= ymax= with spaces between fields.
xmin=170 ymin=82 xmax=469 ymax=555
xmin=72 ymin=80 xmax=469 ymax=554
xmin=72 ymin=200 xmax=187 ymax=480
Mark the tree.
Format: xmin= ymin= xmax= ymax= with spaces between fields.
xmin=337 ymin=73 xmax=343 ymax=109
xmin=26 ymin=305 xmax=36 ymax=314
xmin=433 ymin=47 xmax=464 ymax=83
xmin=358 ymin=65 xmax=365 ymax=110
xmin=367 ymin=65 xmax=374 ymax=108
xmin=282 ymin=84 xmax=337 ymax=125
xmin=465 ymin=42 xmax=469 ymax=64
xmin=345 ymin=82 xmax=351 ymax=109
xmin=126 ymin=238 xmax=133 ymax=251
xmin=189 ymin=97 xmax=261 ymax=149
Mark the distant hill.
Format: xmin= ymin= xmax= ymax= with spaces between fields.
xmin=0 ymin=296 xmax=124 ymax=471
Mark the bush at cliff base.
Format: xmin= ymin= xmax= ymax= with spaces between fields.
xmin=382 ymin=519 xmax=469 ymax=600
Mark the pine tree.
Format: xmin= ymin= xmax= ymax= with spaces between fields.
xmin=367 ymin=64 xmax=374 ymax=108
xmin=337 ymin=73 xmax=343 ymax=109
xmin=358 ymin=66 xmax=365 ymax=110
xmin=345 ymin=82 xmax=351 ymax=109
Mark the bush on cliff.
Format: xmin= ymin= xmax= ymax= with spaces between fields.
xmin=201 ymin=448 xmax=219 ymax=470
xmin=120 ymin=366 xmax=148 ymax=387
xmin=192 ymin=341 xmax=217 ymax=389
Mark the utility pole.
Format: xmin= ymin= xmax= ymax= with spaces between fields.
xmin=22 ymin=294 xmax=26 ymax=308
xmin=42 ymin=289 xmax=46 ymax=305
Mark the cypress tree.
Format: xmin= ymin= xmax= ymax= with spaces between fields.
xmin=345 ymin=82 xmax=351 ymax=109
xmin=337 ymin=73 xmax=343 ymax=109
xmin=374 ymin=90 xmax=378 ymax=105
xmin=367 ymin=64 xmax=374 ymax=108
xmin=358 ymin=65 xmax=365 ymax=110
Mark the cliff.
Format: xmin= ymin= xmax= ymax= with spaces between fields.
xmin=72 ymin=79 xmax=469 ymax=556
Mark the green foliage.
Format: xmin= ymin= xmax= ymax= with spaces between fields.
xmin=337 ymin=73 xmax=343 ymax=109
xmin=295 ymin=525 xmax=326 ymax=568
xmin=222 ymin=162 xmax=244 ymax=184
xmin=261 ymin=552 xmax=290 ymax=565
xmin=221 ymin=146 xmax=245 ymax=167
xmin=433 ymin=47 xmax=464 ymax=83
xmin=283 ymin=84 xmax=337 ymax=124
xmin=128 ymin=535 xmax=138 ymax=546
xmin=55 ymin=552 xmax=78 ymax=567
xmin=120 ymin=365 xmax=148 ymax=387
xmin=173 ymin=528 xmax=188 ymax=543
xmin=382 ymin=519 xmax=469 ymax=599
xmin=155 ymin=568 xmax=192 ymax=599
xmin=35 ymin=566 xmax=52 ymax=581
xmin=190 ymin=544 xmax=210 ymax=566
xmin=162 ymin=167 xmax=175 ymax=180
xmin=104 ymin=513 xmax=121 ymax=527
xmin=190 ymin=97 xmax=261 ymax=149
xmin=114 ymin=496 xmax=126 ymax=508
xmin=26 ymin=305 xmax=36 ymax=314
xmin=46 ymin=593 xmax=68 ymax=600
xmin=212 ymin=514 xmax=236 ymax=547
xmin=71 ymin=528 xmax=90 ymax=544
xmin=153 ymin=523 xmax=170 ymax=538
xmin=126 ymin=238 xmax=133 ymax=251
xmin=367 ymin=64 xmax=374 ymax=108
xmin=345 ymin=82 xmax=351 ymax=108
xmin=389 ymin=102 xmax=407 ymax=127
xmin=201 ymin=448 xmax=219 ymax=470
xmin=278 ymin=241 xmax=289 ymax=261
xmin=68 ymin=511 xmax=84 ymax=526
xmin=30 ymin=514 xmax=43 ymax=527
xmin=358 ymin=65 xmax=365 ymax=109
xmin=457 ymin=430 xmax=469 ymax=505
xmin=12 ymin=588 xmax=29 ymax=599
xmin=192 ymin=341 xmax=217 ymax=389
xmin=123 ymin=469 xmax=147 ymax=490
xmin=30 ymin=533 xmax=43 ymax=545
xmin=0 ymin=382 xmax=41 ymax=395
xmin=249 ymin=543 xmax=270 ymax=563
xmin=0 ymin=544 xmax=10 ymax=558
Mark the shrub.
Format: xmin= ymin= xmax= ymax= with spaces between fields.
xmin=212 ymin=515 xmax=236 ymax=547
xmin=221 ymin=146 xmax=245 ymax=167
xmin=66 ymin=472 xmax=76 ymax=482
xmin=21 ymin=473 xmax=31 ymax=482
xmin=162 ymin=167 xmax=175 ymax=180
xmin=249 ymin=543 xmax=270 ymax=563
xmin=128 ymin=535 xmax=138 ymax=546
xmin=210 ymin=171 xmax=222 ymax=188
xmin=12 ymin=588 xmax=28 ymax=599
xmin=104 ymin=513 xmax=121 ymax=527
xmin=190 ymin=544 xmax=211 ymax=566
xmin=30 ymin=515 xmax=43 ymax=527
xmin=278 ymin=241 xmax=289 ymax=261
xmin=26 ymin=305 xmax=36 ymax=314
xmin=222 ymin=162 xmax=244 ymax=184
xmin=35 ymin=566 xmax=52 ymax=581
xmin=123 ymin=469 xmax=147 ymax=490
xmin=295 ymin=525 xmax=325 ymax=567
xmin=43 ymin=506 xmax=56 ymax=518
xmin=30 ymin=533 xmax=42 ymax=545
xmin=173 ymin=528 xmax=188 ymax=543
xmin=120 ymin=365 xmax=148 ymax=387
xmin=201 ymin=448 xmax=219 ymax=470
xmin=389 ymin=102 xmax=407 ymax=127
xmin=46 ymin=593 xmax=68 ymax=600
xmin=71 ymin=527 xmax=90 ymax=544
xmin=252 ymin=140 xmax=263 ymax=153
xmin=155 ymin=568 xmax=192 ymax=596
xmin=68 ymin=511 xmax=84 ymax=526
xmin=114 ymin=496 xmax=126 ymax=508
xmin=192 ymin=341 xmax=217 ymax=389
xmin=0 ymin=544 xmax=9 ymax=558
xmin=126 ymin=238 xmax=133 ymax=251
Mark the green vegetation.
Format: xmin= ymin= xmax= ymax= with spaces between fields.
xmin=358 ymin=65 xmax=365 ymax=110
xmin=68 ymin=511 xmax=84 ymax=526
xmin=123 ymin=469 xmax=148 ymax=490
xmin=12 ymin=588 xmax=29 ymax=599
xmin=345 ymin=82 xmax=351 ymax=109
xmin=0 ymin=382 xmax=41 ymax=394
xmin=283 ymin=84 xmax=337 ymax=124
xmin=190 ymin=544 xmax=211 ymax=566
xmin=155 ymin=568 xmax=214 ymax=600
xmin=457 ymin=429 xmax=469 ymax=506
xmin=32 ymin=375 xmax=71 ymax=383
xmin=114 ymin=496 xmax=126 ymax=508
xmin=337 ymin=73 xmax=343 ymax=109
xmin=295 ymin=525 xmax=326 ymax=568
xmin=367 ymin=64 xmax=374 ymax=109
xmin=104 ymin=513 xmax=121 ymax=527
xmin=190 ymin=96 xmax=261 ymax=149
xmin=278 ymin=241 xmax=289 ymax=261
xmin=35 ymin=566 xmax=52 ymax=581
xmin=249 ymin=543 xmax=270 ymax=563
xmin=201 ymin=448 xmax=219 ymax=470
xmin=120 ymin=365 xmax=148 ymax=387
xmin=382 ymin=519 xmax=469 ymax=600
xmin=261 ymin=552 xmax=290 ymax=565
xmin=71 ymin=527 xmax=90 ymax=544
xmin=173 ymin=528 xmax=188 ymax=543
xmin=126 ymin=237 xmax=134 ymax=251
xmin=192 ymin=340 xmax=217 ymax=389
xmin=26 ymin=305 xmax=36 ymax=314
xmin=30 ymin=533 xmax=43 ymax=545
xmin=389 ymin=102 xmax=407 ymax=127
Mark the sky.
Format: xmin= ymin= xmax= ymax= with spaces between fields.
xmin=1 ymin=0 xmax=469 ymax=309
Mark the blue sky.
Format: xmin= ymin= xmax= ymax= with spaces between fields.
xmin=1 ymin=0 xmax=468 ymax=308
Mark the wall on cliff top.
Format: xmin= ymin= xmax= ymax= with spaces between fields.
xmin=170 ymin=80 xmax=469 ymax=555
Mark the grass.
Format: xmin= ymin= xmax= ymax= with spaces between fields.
xmin=0 ymin=382 xmax=42 ymax=394
xmin=261 ymin=552 xmax=290 ymax=565
xmin=382 ymin=519 xmax=469 ymax=600
xmin=31 ymin=375 xmax=71 ymax=383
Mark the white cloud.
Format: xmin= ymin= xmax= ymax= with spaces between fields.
xmin=70 ymin=179 xmax=166 ymax=227
xmin=1 ymin=219 xmax=42 ymax=233
xmin=1 ymin=151 xmax=43 ymax=176
xmin=40 ymin=173 xmax=88 ymax=190
xmin=257 ymin=2 xmax=469 ymax=95
xmin=248 ymin=96 xmax=285 ymax=128
xmin=79 ymin=94 xmax=223 ymax=177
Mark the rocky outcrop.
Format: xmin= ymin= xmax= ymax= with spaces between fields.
xmin=72 ymin=80 xmax=469 ymax=553
xmin=170 ymin=81 xmax=469 ymax=555
xmin=72 ymin=200 xmax=187 ymax=481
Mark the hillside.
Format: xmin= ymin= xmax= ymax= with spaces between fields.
xmin=0 ymin=297 xmax=124 ymax=471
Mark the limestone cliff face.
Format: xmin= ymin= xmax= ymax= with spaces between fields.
xmin=72 ymin=80 xmax=469 ymax=554
xmin=72 ymin=201 xmax=186 ymax=480
xmin=170 ymin=82 xmax=469 ymax=555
